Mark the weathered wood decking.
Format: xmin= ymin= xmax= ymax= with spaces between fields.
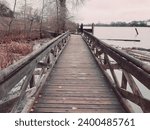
xmin=31 ymin=35 xmax=125 ymax=113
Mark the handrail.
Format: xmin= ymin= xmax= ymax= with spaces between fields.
xmin=82 ymin=30 xmax=150 ymax=113
xmin=0 ymin=32 xmax=68 ymax=83
xmin=83 ymin=31 xmax=150 ymax=74
xmin=0 ymin=31 xmax=70 ymax=112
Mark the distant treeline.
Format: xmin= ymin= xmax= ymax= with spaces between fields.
xmin=85 ymin=20 xmax=150 ymax=27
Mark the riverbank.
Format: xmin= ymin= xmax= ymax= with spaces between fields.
xmin=0 ymin=38 xmax=52 ymax=70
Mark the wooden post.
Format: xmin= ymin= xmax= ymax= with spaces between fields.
xmin=30 ymin=75 xmax=35 ymax=88
xmin=92 ymin=23 xmax=94 ymax=34
xmin=76 ymin=23 xmax=79 ymax=34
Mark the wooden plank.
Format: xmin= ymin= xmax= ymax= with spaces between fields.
xmin=36 ymin=96 xmax=118 ymax=101
xmin=39 ymin=94 xmax=115 ymax=98
xmin=32 ymin=35 xmax=125 ymax=113
xmin=44 ymin=85 xmax=108 ymax=89
xmin=44 ymin=82 xmax=107 ymax=86
xmin=41 ymin=88 xmax=113 ymax=92
xmin=32 ymin=108 xmax=123 ymax=113
xmin=46 ymin=90 xmax=110 ymax=94
xmin=35 ymin=103 xmax=123 ymax=109
xmin=41 ymin=90 xmax=113 ymax=94
xmin=36 ymin=98 xmax=121 ymax=105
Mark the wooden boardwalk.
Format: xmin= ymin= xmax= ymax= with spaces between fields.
xmin=31 ymin=35 xmax=125 ymax=113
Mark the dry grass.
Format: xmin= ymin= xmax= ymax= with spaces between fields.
xmin=4 ymin=42 xmax=32 ymax=55
xmin=0 ymin=41 xmax=33 ymax=69
xmin=0 ymin=29 xmax=52 ymax=69
xmin=0 ymin=50 xmax=13 ymax=69
xmin=0 ymin=16 xmax=60 ymax=69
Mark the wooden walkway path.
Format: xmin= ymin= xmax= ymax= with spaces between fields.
xmin=31 ymin=35 xmax=125 ymax=113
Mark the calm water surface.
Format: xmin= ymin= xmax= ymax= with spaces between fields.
xmin=94 ymin=27 xmax=150 ymax=49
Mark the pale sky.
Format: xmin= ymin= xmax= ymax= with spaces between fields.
xmin=75 ymin=0 xmax=150 ymax=24
xmin=5 ymin=0 xmax=150 ymax=24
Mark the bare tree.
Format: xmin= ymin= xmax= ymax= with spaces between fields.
xmin=55 ymin=0 xmax=59 ymax=33
xmin=0 ymin=1 xmax=13 ymax=31
xmin=57 ymin=0 xmax=84 ymax=33
xmin=8 ymin=0 xmax=17 ymax=33
xmin=39 ymin=0 xmax=45 ymax=38
xmin=28 ymin=9 xmax=39 ymax=39
xmin=59 ymin=0 xmax=66 ymax=33
xmin=24 ymin=0 xmax=27 ymax=35
xmin=23 ymin=5 xmax=39 ymax=40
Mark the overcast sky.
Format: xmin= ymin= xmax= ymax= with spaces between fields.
xmin=75 ymin=0 xmax=150 ymax=24
xmin=5 ymin=0 xmax=150 ymax=24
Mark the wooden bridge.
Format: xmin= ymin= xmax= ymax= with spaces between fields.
xmin=0 ymin=31 xmax=150 ymax=113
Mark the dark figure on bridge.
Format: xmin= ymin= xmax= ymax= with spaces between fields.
xmin=80 ymin=23 xmax=83 ymax=33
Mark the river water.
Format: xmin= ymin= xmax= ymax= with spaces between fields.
xmin=93 ymin=26 xmax=150 ymax=112
xmin=94 ymin=26 xmax=150 ymax=49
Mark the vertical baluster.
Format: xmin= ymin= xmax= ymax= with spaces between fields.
xmin=121 ymin=71 xmax=127 ymax=89
xmin=104 ymin=53 xmax=107 ymax=65
xmin=62 ymin=39 xmax=64 ymax=46
xmin=30 ymin=74 xmax=35 ymax=88
xmin=64 ymin=38 xmax=66 ymax=43
xmin=47 ymin=54 xmax=51 ymax=64
xmin=54 ymin=46 xmax=57 ymax=57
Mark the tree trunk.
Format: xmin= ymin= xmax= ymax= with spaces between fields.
xmin=59 ymin=0 xmax=66 ymax=33
xmin=8 ymin=0 xmax=17 ymax=33
xmin=55 ymin=0 xmax=59 ymax=34
xmin=28 ymin=19 xmax=33 ymax=40
xmin=24 ymin=0 xmax=27 ymax=37
xmin=40 ymin=0 xmax=45 ymax=38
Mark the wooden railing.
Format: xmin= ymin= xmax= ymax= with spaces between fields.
xmin=0 ymin=31 xmax=70 ymax=112
xmin=82 ymin=31 xmax=150 ymax=113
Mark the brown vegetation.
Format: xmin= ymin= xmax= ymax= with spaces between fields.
xmin=0 ymin=0 xmax=80 ymax=69
xmin=0 ymin=41 xmax=33 ymax=69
